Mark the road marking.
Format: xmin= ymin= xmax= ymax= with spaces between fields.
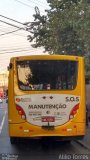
xmin=0 ymin=110 xmax=7 ymax=134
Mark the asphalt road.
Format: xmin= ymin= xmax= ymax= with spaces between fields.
xmin=0 ymin=99 xmax=90 ymax=160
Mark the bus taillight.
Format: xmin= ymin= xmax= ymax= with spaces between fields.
xmin=16 ymin=105 xmax=26 ymax=120
xmin=69 ymin=103 xmax=79 ymax=119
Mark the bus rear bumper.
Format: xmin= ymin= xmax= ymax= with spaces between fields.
xmin=9 ymin=135 xmax=85 ymax=143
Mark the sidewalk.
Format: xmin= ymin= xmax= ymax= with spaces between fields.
xmin=76 ymin=123 xmax=90 ymax=150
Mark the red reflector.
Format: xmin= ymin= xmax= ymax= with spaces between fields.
xmin=62 ymin=128 xmax=67 ymax=131
xmin=19 ymin=126 xmax=23 ymax=129
xmin=42 ymin=116 xmax=55 ymax=122
xmin=74 ymin=125 xmax=76 ymax=128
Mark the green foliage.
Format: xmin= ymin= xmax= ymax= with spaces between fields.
xmin=27 ymin=0 xmax=90 ymax=56
xmin=85 ymin=54 xmax=90 ymax=76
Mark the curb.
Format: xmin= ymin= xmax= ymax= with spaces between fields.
xmin=75 ymin=140 xmax=90 ymax=151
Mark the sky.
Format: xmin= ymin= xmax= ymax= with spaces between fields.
xmin=0 ymin=0 xmax=49 ymax=72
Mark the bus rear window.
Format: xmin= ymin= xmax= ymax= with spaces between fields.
xmin=16 ymin=60 xmax=78 ymax=91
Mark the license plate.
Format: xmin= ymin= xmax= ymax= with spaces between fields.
xmin=42 ymin=116 xmax=55 ymax=122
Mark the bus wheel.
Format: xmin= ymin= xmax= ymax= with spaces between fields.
xmin=10 ymin=137 xmax=18 ymax=144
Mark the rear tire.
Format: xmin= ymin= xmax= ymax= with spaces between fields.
xmin=10 ymin=137 xmax=18 ymax=144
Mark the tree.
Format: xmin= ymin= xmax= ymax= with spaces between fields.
xmin=85 ymin=54 xmax=90 ymax=82
xmin=27 ymin=0 xmax=90 ymax=56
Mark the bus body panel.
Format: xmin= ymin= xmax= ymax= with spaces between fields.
xmin=8 ymin=55 xmax=86 ymax=140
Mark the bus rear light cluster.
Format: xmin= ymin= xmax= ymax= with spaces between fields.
xmin=69 ymin=103 xmax=79 ymax=120
xmin=16 ymin=105 xmax=26 ymax=120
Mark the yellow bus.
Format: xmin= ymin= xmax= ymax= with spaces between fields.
xmin=8 ymin=55 xmax=86 ymax=143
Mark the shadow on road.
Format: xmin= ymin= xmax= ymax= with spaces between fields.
xmin=10 ymin=138 xmax=73 ymax=154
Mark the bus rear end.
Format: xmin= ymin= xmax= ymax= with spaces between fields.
xmin=8 ymin=55 xmax=86 ymax=143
